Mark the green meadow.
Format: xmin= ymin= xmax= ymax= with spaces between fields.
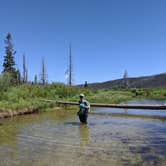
xmin=0 ymin=81 xmax=166 ymax=112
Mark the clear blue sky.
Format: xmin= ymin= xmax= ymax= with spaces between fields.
xmin=0 ymin=0 xmax=166 ymax=84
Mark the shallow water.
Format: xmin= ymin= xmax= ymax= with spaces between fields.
xmin=0 ymin=100 xmax=166 ymax=166
xmin=94 ymin=99 xmax=166 ymax=117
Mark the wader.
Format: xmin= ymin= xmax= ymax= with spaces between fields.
xmin=78 ymin=99 xmax=90 ymax=124
xmin=79 ymin=109 xmax=88 ymax=124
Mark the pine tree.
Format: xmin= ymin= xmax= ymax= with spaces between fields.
xmin=84 ymin=81 xmax=88 ymax=88
xmin=3 ymin=33 xmax=17 ymax=77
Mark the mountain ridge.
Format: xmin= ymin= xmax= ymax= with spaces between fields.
xmin=79 ymin=73 xmax=166 ymax=89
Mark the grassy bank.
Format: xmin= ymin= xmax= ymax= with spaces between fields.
xmin=0 ymin=83 xmax=133 ymax=111
xmin=0 ymin=83 xmax=166 ymax=114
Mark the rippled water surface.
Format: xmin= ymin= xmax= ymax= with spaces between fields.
xmin=0 ymin=100 xmax=166 ymax=166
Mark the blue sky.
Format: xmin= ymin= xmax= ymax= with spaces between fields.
xmin=0 ymin=0 xmax=166 ymax=84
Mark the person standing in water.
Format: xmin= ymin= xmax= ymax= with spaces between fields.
xmin=78 ymin=94 xmax=90 ymax=124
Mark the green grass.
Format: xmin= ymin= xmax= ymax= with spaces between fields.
xmin=0 ymin=83 xmax=166 ymax=112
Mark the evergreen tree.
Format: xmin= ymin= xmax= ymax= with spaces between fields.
xmin=123 ymin=69 xmax=129 ymax=88
xmin=3 ymin=33 xmax=16 ymax=75
xmin=84 ymin=81 xmax=88 ymax=88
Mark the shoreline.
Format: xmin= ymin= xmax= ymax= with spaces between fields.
xmin=0 ymin=107 xmax=39 ymax=119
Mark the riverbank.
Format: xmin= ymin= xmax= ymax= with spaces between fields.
xmin=0 ymin=83 xmax=166 ymax=119
xmin=0 ymin=107 xmax=39 ymax=119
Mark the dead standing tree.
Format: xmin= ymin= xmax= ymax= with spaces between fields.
xmin=22 ymin=54 xmax=28 ymax=83
xmin=65 ymin=44 xmax=74 ymax=86
xmin=40 ymin=58 xmax=47 ymax=85
xmin=34 ymin=74 xmax=38 ymax=84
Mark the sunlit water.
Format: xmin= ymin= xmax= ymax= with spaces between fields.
xmin=94 ymin=99 xmax=166 ymax=117
xmin=0 ymin=100 xmax=166 ymax=166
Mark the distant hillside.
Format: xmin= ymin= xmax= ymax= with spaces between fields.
xmin=80 ymin=73 xmax=166 ymax=89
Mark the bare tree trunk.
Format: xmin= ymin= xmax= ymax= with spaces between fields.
xmin=67 ymin=44 xmax=73 ymax=86
xmin=34 ymin=74 xmax=37 ymax=84
xmin=23 ymin=54 xmax=28 ymax=83
xmin=41 ymin=58 xmax=47 ymax=85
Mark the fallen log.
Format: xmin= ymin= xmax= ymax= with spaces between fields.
xmin=40 ymin=99 xmax=166 ymax=110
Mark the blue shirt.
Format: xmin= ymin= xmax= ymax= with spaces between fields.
xmin=79 ymin=99 xmax=90 ymax=112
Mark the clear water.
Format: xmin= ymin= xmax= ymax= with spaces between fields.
xmin=0 ymin=100 xmax=166 ymax=166
xmin=93 ymin=99 xmax=166 ymax=117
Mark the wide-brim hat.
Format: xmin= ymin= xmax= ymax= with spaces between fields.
xmin=79 ymin=93 xmax=85 ymax=97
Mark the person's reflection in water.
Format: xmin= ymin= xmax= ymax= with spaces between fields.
xmin=79 ymin=124 xmax=90 ymax=151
